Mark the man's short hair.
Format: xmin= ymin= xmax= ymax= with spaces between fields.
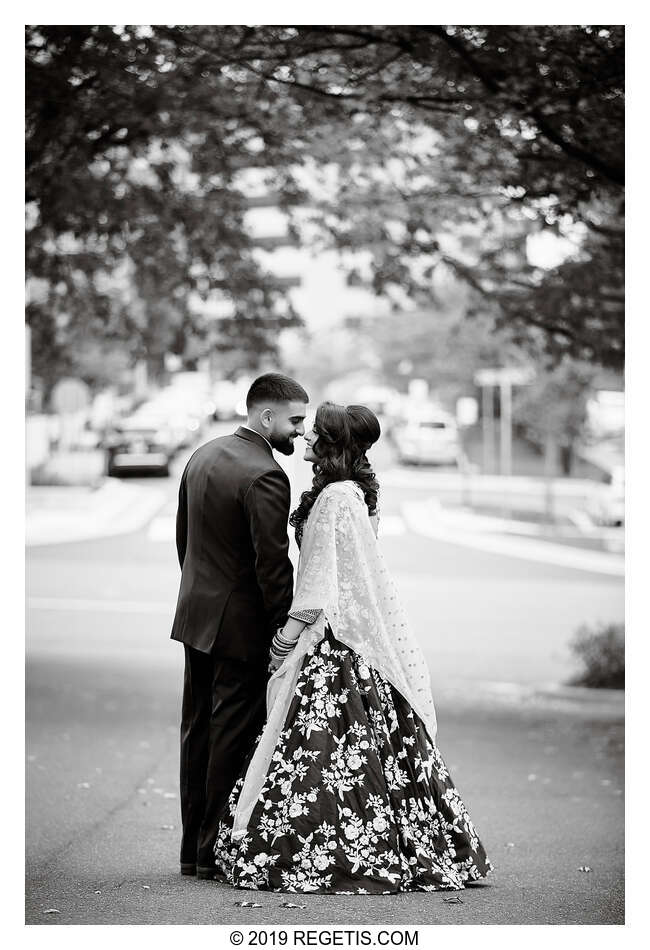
xmin=246 ymin=373 xmax=309 ymax=410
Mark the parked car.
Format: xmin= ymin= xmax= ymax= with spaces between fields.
xmin=104 ymin=420 xmax=172 ymax=477
xmin=394 ymin=415 xmax=460 ymax=466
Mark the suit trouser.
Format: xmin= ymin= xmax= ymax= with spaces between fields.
xmin=180 ymin=645 xmax=268 ymax=867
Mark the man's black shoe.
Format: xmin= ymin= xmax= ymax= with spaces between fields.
xmin=197 ymin=865 xmax=217 ymax=880
xmin=180 ymin=862 xmax=197 ymax=876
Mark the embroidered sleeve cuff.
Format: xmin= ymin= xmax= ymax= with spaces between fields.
xmin=288 ymin=608 xmax=322 ymax=625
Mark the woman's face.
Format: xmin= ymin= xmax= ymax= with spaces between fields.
xmin=303 ymin=425 xmax=319 ymax=463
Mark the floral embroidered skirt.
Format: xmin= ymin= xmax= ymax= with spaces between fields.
xmin=214 ymin=630 xmax=493 ymax=894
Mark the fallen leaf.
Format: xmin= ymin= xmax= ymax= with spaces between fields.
xmin=578 ymin=866 xmax=592 ymax=873
xmin=43 ymin=909 xmax=60 ymax=915
xmin=142 ymin=885 xmax=150 ymax=890
xmin=281 ymin=902 xmax=307 ymax=909
xmin=443 ymin=896 xmax=464 ymax=904
xmin=94 ymin=890 xmax=102 ymax=895
xmin=234 ymin=900 xmax=263 ymax=907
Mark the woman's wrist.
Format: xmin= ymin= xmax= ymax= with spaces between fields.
xmin=282 ymin=616 xmax=307 ymax=641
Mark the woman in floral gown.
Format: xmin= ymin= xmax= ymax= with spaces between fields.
xmin=213 ymin=402 xmax=492 ymax=894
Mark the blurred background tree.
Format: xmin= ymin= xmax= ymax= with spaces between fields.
xmin=245 ymin=24 xmax=623 ymax=368
xmin=512 ymin=358 xmax=597 ymax=475
xmin=368 ymin=271 xmax=525 ymax=406
xmin=25 ymin=25 xmax=306 ymax=395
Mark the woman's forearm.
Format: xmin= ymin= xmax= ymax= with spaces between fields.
xmin=282 ymin=616 xmax=308 ymax=641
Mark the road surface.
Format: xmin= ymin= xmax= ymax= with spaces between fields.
xmin=26 ymin=425 xmax=624 ymax=924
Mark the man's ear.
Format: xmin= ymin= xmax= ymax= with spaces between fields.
xmin=260 ymin=408 xmax=274 ymax=428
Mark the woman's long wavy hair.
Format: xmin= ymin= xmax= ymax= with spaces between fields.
xmin=289 ymin=402 xmax=381 ymax=540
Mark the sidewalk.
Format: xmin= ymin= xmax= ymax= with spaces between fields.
xmin=26 ymin=480 xmax=167 ymax=546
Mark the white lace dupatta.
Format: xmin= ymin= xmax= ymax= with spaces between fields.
xmin=232 ymin=480 xmax=437 ymax=840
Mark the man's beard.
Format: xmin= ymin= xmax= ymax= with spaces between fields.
xmin=271 ymin=436 xmax=295 ymax=456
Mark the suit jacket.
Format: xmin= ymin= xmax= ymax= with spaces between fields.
xmin=170 ymin=426 xmax=294 ymax=661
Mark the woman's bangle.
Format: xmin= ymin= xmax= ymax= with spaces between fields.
xmin=270 ymin=627 xmax=300 ymax=659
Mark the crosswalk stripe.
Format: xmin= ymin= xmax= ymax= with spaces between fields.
xmin=147 ymin=516 xmax=176 ymax=541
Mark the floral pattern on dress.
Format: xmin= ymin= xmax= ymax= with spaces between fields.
xmin=214 ymin=630 xmax=493 ymax=894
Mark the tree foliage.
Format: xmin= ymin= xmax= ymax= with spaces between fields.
xmin=26 ymin=25 xmax=624 ymax=395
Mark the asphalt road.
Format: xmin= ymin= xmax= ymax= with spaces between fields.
xmin=25 ymin=427 xmax=625 ymax=925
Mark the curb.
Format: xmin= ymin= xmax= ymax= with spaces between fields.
xmin=402 ymin=500 xmax=624 ymax=576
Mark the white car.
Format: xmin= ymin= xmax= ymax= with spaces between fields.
xmin=394 ymin=418 xmax=460 ymax=466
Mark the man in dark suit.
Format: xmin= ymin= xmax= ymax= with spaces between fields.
xmin=171 ymin=373 xmax=309 ymax=878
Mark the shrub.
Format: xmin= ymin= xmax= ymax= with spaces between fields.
xmin=569 ymin=622 xmax=625 ymax=689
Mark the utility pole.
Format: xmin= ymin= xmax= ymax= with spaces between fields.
xmin=500 ymin=378 xmax=512 ymax=478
